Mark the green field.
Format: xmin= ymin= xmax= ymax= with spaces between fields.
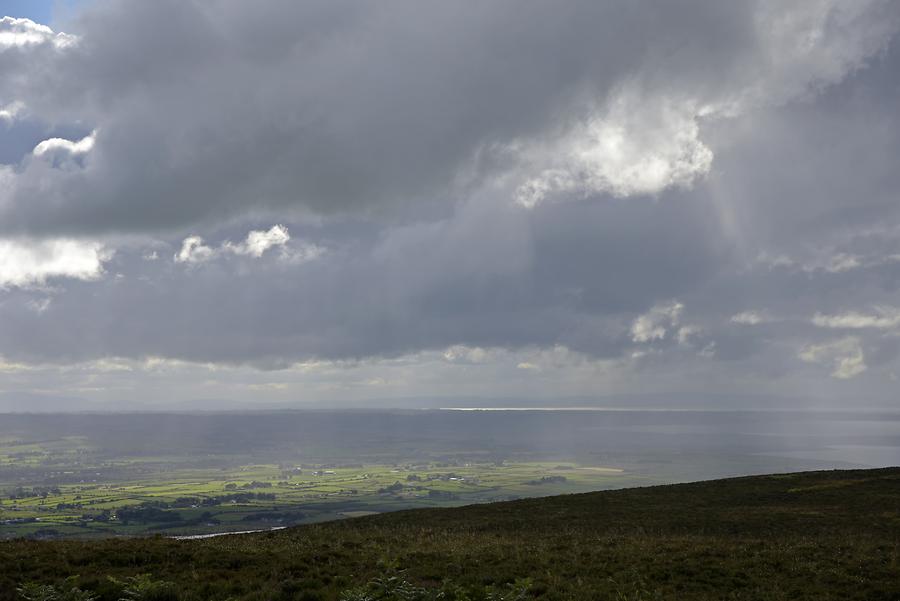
xmin=2 ymin=467 xmax=898 ymax=600
xmin=0 ymin=434 xmax=647 ymax=539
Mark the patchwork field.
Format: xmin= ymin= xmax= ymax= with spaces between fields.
xmin=0 ymin=433 xmax=644 ymax=539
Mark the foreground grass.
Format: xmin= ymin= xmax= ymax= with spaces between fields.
xmin=2 ymin=467 xmax=899 ymax=600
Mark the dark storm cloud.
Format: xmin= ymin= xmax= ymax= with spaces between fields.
xmin=0 ymin=189 xmax=729 ymax=364
xmin=1 ymin=0 xmax=762 ymax=235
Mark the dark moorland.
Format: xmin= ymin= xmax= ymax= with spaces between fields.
xmin=2 ymin=467 xmax=898 ymax=601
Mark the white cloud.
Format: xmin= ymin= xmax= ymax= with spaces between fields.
xmin=631 ymin=301 xmax=684 ymax=343
xmin=516 ymin=362 xmax=540 ymax=371
xmin=799 ymin=337 xmax=867 ymax=379
xmin=443 ymin=345 xmax=490 ymax=364
xmin=698 ymin=341 xmax=717 ymax=358
xmin=823 ymin=254 xmax=862 ymax=273
xmin=0 ymin=16 xmax=77 ymax=49
xmin=224 ymin=224 xmax=290 ymax=258
xmin=82 ymin=358 xmax=134 ymax=373
xmin=27 ymin=297 xmax=52 ymax=314
xmin=176 ymin=225 xmax=320 ymax=265
xmin=0 ymin=358 xmax=34 ymax=373
xmin=174 ymin=235 xmax=215 ymax=264
xmin=515 ymin=92 xmax=713 ymax=207
xmin=573 ymin=96 xmax=713 ymax=198
xmin=756 ymin=251 xmax=870 ymax=274
xmin=676 ymin=325 xmax=700 ymax=346
xmin=812 ymin=307 xmax=900 ymax=330
xmin=31 ymin=132 xmax=97 ymax=166
xmin=0 ymin=238 xmax=110 ymax=288
xmin=279 ymin=242 xmax=324 ymax=265
xmin=0 ymin=101 xmax=25 ymax=124
xmin=33 ymin=136 xmax=95 ymax=157
xmin=730 ymin=311 xmax=770 ymax=325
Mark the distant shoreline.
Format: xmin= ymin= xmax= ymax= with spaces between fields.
xmin=170 ymin=527 xmax=286 ymax=541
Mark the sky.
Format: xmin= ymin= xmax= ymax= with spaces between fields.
xmin=1 ymin=0 xmax=81 ymax=27
xmin=1 ymin=1 xmax=900 ymax=411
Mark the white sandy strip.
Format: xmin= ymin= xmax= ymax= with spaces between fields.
xmin=171 ymin=526 xmax=286 ymax=540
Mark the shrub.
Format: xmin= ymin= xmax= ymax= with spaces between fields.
xmin=338 ymin=572 xmax=532 ymax=601
xmin=108 ymin=575 xmax=178 ymax=601
xmin=17 ymin=577 xmax=96 ymax=601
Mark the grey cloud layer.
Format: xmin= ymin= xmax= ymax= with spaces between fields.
xmin=0 ymin=190 xmax=725 ymax=364
xmin=2 ymin=1 xmax=900 ymax=404
xmin=4 ymin=0 xmax=893 ymax=234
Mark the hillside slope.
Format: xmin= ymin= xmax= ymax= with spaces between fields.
xmin=2 ymin=467 xmax=899 ymax=600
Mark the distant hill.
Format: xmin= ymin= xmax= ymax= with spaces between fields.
xmin=2 ymin=467 xmax=898 ymax=600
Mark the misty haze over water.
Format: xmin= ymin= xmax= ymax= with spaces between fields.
xmin=2 ymin=409 xmax=896 ymax=484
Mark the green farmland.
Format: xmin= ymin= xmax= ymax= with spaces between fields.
xmin=0 ymin=433 xmax=642 ymax=539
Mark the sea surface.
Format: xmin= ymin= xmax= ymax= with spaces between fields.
xmin=1 ymin=408 xmax=897 ymax=482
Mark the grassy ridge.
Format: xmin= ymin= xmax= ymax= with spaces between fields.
xmin=2 ymin=467 xmax=899 ymax=600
